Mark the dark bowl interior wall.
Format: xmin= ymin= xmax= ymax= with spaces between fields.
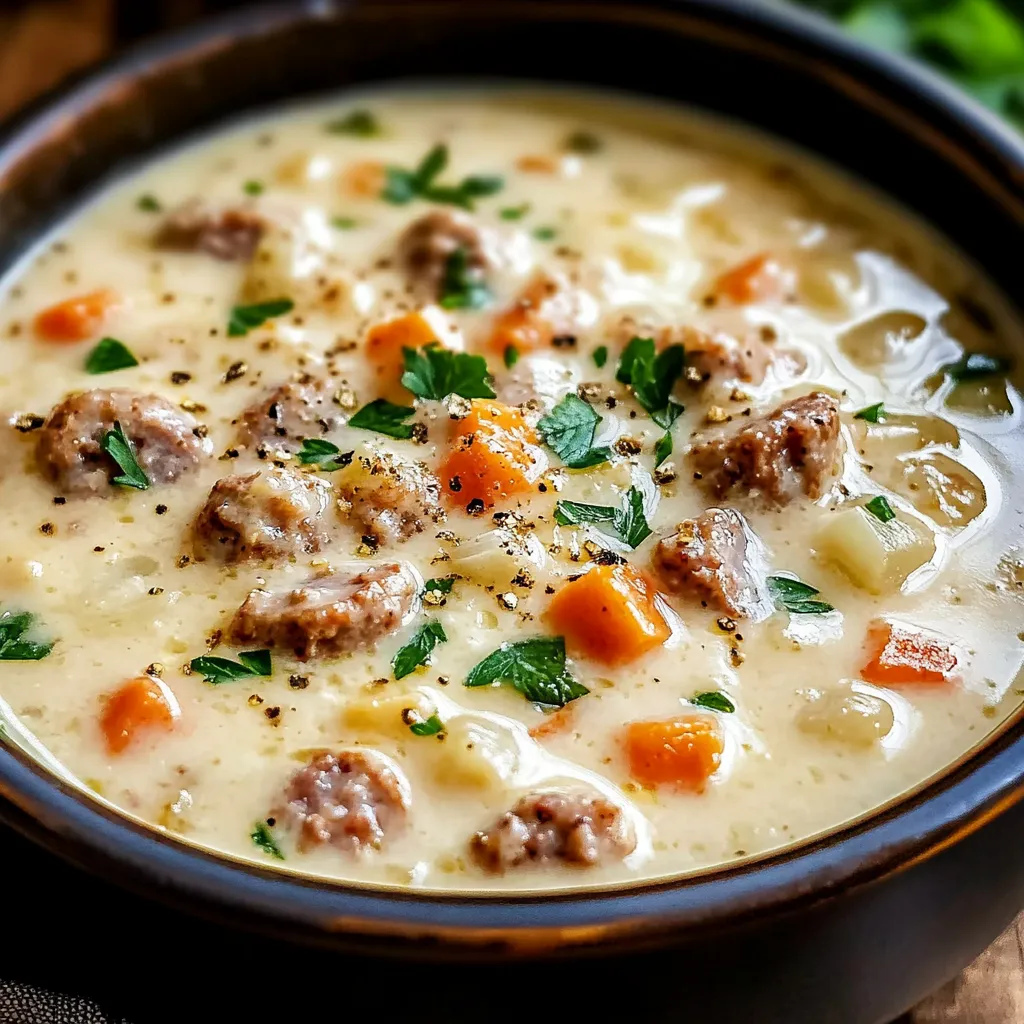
xmin=2 ymin=4 xmax=1024 ymax=1023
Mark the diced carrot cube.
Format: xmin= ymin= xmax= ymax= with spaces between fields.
xmin=624 ymin=715 xmax=723 ymax=790
xmin=861 ymin=620 xmax=958 ymax=686
xmin=529 ymin=704 xmax=576 ymax=740
xmin=547 ymin=562 xmax=670 ymax=666
xmin=341 ymin=160 xmax=386 ymax=197
xmin=712 ymin=253 xmax=785 ymax=305
xmin=516 ymin=155 xmax=560 ymax=174
xmin=441 ymin=400 xmax=546 ymax=509
xmin=365 ymin=308 xmax=460 ymax=400
xmin=34 ymin=288 xmax=119 ymax=343
xmin=100 ymin=675 xmax=179 ymax=755
xmin=487 ymin=274 xmax=563 ymax=354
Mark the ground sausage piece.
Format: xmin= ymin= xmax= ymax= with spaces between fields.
xmin=278 ymin=749 xmax=410 ymax=853
xmin=470 ymin=789 xmax=636 ymax=873
xmin=35 ymin=388 xmax=212 ymax=496
xmin=397 ymin=210 xmax=491 ymax=299
xmin=229 ymin=562 xmax=418 ymax=660
xmin=155 ymin=198 xmax=265 ymax=261
xmin=235 ymin=377 xmax=341 ymax=453
xmin=690 ymin=391 xmax=841 ymax=503
xmin=337 ymin=451 xmax=444 ymax=544
xmin=654 ymin=507 xmax=772 ymax=620
xmin=192 ymin=467 xmax=331 ymax=563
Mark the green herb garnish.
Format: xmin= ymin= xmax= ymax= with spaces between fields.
xmin=424 ymin=577 xmax=455 ymax=595
xmin=191 ymin=649 xmax=272 ymax=685
xmin=243 ymin=180 xmax=265 ymax=196
xmin=136 ymin=194 xmax=161 ymax=213
xmin=654 ymin=432 xmax=673 ymax=467
xmin=767 ymin=575 xmax=834 ymax=615
xmin=296 ymin=438 xmax=354 ymax=471
xmin=691 ymin=691 xmax=736 ymax=713
xmin=616 ymin=336 xmax=685 ymax=428
xmin=854 ymin=402 xmax=887 ymax=423
xmin=503 ymin=345 xmax=520 ymax=369
xmin=227 ymin=298 xmax=294 ymax=337
xmin=554 ymin=485 xmax=652 ymax=549
xmin=85 ymin=337 xmax=138 ymax=375
xmin=393 ymin=621 xmax=447 ymax=680
xmin=409 ymin=713 xmax=445 ymax=737
xmin=465 ymin=636 xmax=589 ymax=708
xmin=101 ymin=421 xmax=149 ymax=490
xmin=943 ymin=351 xmax=1012 ymax=381
xmin=401 ymin=344 xmax=495 ymax=401
xmin=500 ymin=203 xmax=531 ymax=221
xmin=533 ymin=226 xmax=557 ymax=241
xmin=382 ymin=144 xmax=503 ymax=210
xmin=331 ymin=216 xmax=358 ymax=230
xmin=564 ymin=130 xmax=603 ymax=153
xmin=439 ymin=247 xmax=491 ymax=310
xmin=251 ymin=821 xmax=285 ymax=860
xmin=347 ymin=399 xmax=417 ymax=439
xmin=0 ymin=609 xmax=54 ymax=661
xmin=326 ymin=109 xmax=380 ymax=137
xmin=537 ymin=393 xmax=612 ymax=469
xmin=593 ymin=345 xmax=608 ymax=368
xmin=865 ymin=495 xmax=897 ymax=523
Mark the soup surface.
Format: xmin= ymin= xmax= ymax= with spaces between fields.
xmin=0 ymin=89 xmax=1022 ymax=892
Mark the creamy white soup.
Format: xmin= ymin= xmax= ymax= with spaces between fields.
xmin=0 ymin=88 xmax=1021 ymax=892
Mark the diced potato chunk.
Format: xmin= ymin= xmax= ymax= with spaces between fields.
xmin=852 ymin=413 xmax=959 ymax=462
xmin=898 ymin=452 xmax=986 ymax=529
xmin=343 ymin=691 xmax=435 ymax=739
xmin=433 ymin=713 xmax=524 ymax=790
xmin=448 ymin=527 xmax=547 ymax=589
xmin=797 ymin=682 xmax=894 ymax=746
xmin=817 ymin=506 xmax=935 ymax=594
xmin=839 ymin=312 xmax=926 ymax=370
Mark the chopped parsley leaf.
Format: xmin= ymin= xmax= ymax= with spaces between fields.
xmin=401 ymin=344 xmax=495 ymax=401
xmin=616 ymin=336 xmax=685 ymax=427
xmin=654 ymin=431 xmax=673 ymax=467
xmin=243 ymin=180 xmax=264 ymax=196
xmin=424 ymin=577 xmax=455 ymax=595
xmin=393 ymin=621 xmax=447 ymax=679
xmin=251 ymin=821 xmax=285 ymax=860
xmin=347 ymin=399 xmax=417 ymax=440
xmin=409 ymin=713 xmax=445 ymax=736
xmin=101 ymin=421 xmax=149 ymax=490
xmin=537 ymin=393 xmax=612 ymax=469
xmin=944 ymin=351 xmax=1012 ymax=381
xmin=465 ymin=635 xmax=588 ymax=708
xmin=439 ymin=247 xmax=491 ymax=310
xmin=227 ymin=298 xmax=294 ymax=337
xmin=691 ymin=691 xmax=736 ymax=713
xmin=592 ymin=345 xmax=608 ymax=368
xmin=191 ymin=649 xmax=272 ymax=685
xmin=554 ymin=485 xmax=652 ymax=549
xmin=331 ymin=216 xmax=358 ymax=229
xmin=85 ymin=337 xmax=139 ymax=375
xmin=382 ymin=144 xmax=503 ymax=210
xmin=500 ymin=203 xmax=531 ymax=220
xmin=136 ymin=194 xmax=162 ymax=213
xmin=564 ymin=130 xmax=603 ymax=153
xmin=865 ymin=495 xmax=897 ymax=523
xmin=325 ymin=109 xmax=380 ymax=137
xmin=767 ymin=575 xmax=834 ymax=615
xmin=0 ymin=608 xmax=54 ymax=661
xmin=854 ymin=402 xmax=886 ymax=423
xmin=296 ymin=437 xmax=354 ymax=471
xmin=532 ymin=226 xmax=557 ymax=241
xmin=503 ymin=345 xmax=520 ymax=369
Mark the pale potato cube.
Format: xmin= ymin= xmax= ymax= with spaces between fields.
xmin=433 ymin=714 xmax=523 ymax=790
xmin=449 ymin=527 xmax=546 ymax=589
xmin=853 ymin=413 xmax=959 ymax=462
xmin=797 ymin=683 xmax=894 ymax=746
xmin=817 ymin=506 xmax=935 ymax=594
xmin=839 ymin=311 xmax=926 ymax=370
xmin=898 ymin=452 xmax=986 ymax=529
xmin=343 ymin=691 xmax=434 ymax=739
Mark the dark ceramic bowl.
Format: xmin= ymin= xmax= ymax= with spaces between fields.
xmin=2 ymin=3 xmax=1024 ymax=1021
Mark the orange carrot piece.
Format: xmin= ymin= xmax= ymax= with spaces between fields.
xmin=441 ymin=400 xmax=546 ymax=509
xmin=547 ymin=563 xmax=670 ymax=666
xmin=488 ymin=274 xmax=561 ymax=354
xmin=516 ymin=155 xmax=560 ymax=174
xmin=624 ymin=715 xmax=723 ymax=790
xmin=529 ymin=704 xmax=576 ymax=740
xmin=34 ymin=288 xmax=119 ymax=343
xmin=100 ymin=675 xmax=179 ymax=755
xmin=861 ymin=620 xmax=958 ymax=686
xmin=712 ymin=253 xmax=785 ymax=305
xmin=341 ymin=160 xmax=386 ymax=198
xmin=365 ymin=308 xmax=456 ymax=400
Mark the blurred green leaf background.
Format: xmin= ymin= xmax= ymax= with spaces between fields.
xmin=796 ymin=0 xmax=1024 ymax=126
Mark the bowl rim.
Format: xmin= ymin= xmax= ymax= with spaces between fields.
xmin=2 ymin=0 xmax=1024 ymax=953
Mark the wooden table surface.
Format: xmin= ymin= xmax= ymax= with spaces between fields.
xmin=0 ymin=3 xmax=1021 ymax=1021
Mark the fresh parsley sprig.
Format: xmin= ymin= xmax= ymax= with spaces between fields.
xmin=537 ymin=394 xmax=612 ymax=469
xmin=690 ymin=691 xmax=736 ymax=713
xmin=251 ymin=821 xmax=285 ymax=860
xmin=554 ymin=485 xmax=652 ymax=549
xmin=440 ymin=248 xmax=491 ymax=310
xmin=943 ymin=351 xmax=1012 ymax=381
xmin=382 ymin=144 xmax=503 ymax=210
xmin=85 ymin=337 xmax=138 ymax=375
xmin=101 ymin=421 xmax=149 ymax=490
xmin=854 ymin=402 xmax=886 ymax=423
xmin=296 ymin=438 xmax=354 ymax=471
xmin=227 ymin=298 xmax=294 ymax=337
xmin=325 ymin=109 xmax=380 ymax=137
xmin=409 ymin=713 xmax=445 ymax=737
xmin=0 ymin=608 xmax=54 ymax=661
xmin=393 ymin=621 xmax=447 ymax=679
xmin=864 ymin=495 xmax=897 ymax=523
xmin=424 ymin=577 xmax=455 ymax=595
xmin=401 ymin=344 xmax=495 ymax=401
xmin=347 ymin=399 xmax=417 ymax=439
xmin=616 ymin=336 xmax=685 ymax=428
xmin=190 ymin=649 xmax=272 ymax=685
xmin=465 ymin=636 xmax=589 ymax=708
xmin=767 ymin=575 xmax=834 ymax=615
